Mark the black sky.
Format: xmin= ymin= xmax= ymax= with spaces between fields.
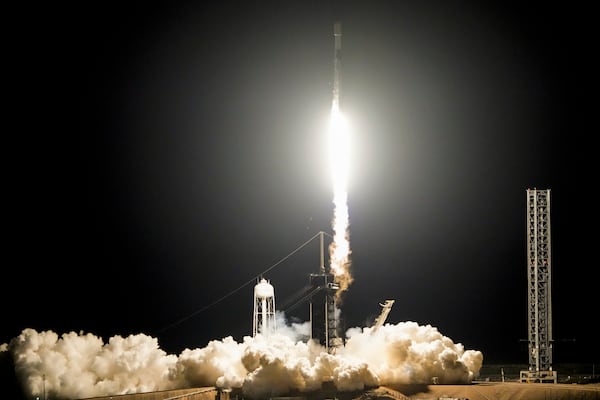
xmin=5 ymin=1 xmax=597 ymax=366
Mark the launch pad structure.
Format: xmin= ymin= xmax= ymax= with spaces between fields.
xmin=309 ymin=232 xmax=342 ymax=353
xmin=520 ymin=188 xmax=557 ymax=383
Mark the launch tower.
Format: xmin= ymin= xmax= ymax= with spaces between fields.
xmin=310 ymin=232 xmax=341 ymax=353
xmin=309 ymin=272 xmax=339 ymax=351
xmin=520 ymin=188 xmax=557 ymax=383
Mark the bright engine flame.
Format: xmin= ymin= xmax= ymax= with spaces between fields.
xmin=328 ymin=103 xmax=352 ymax=298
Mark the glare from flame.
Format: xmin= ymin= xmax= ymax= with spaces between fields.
xmin=328 ymin=102 xmax=352 ymax=299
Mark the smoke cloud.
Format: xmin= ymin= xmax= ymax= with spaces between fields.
xmin=3 ymin=318 xmax=482 ymax=399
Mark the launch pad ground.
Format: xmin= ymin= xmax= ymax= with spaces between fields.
xmin=379 ymin=382 xmax=600 ymax=400
xmin=81 ymin=383 xmax=600 ymax=400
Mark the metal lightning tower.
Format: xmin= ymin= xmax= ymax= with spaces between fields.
xmin=520 ymin=188 xmax=557 ymax=383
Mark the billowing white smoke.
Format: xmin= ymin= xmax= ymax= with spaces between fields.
xmin=3 ymin=318 xmax=482 ymax=399
xmin=343 ymin=322 xmax=483 ymax=385
xmin=6 ymin=329 xmax=181 ymax=398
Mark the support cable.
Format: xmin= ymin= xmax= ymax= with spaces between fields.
xmin=153 ymin=231 xmax=330 ymax=335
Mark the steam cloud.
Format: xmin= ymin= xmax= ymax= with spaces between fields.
xmin=3 ymin=314 xmax=482 ymax=399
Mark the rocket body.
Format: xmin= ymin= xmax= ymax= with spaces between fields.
xmin=333 ymin=21 xmax=342 ymax=109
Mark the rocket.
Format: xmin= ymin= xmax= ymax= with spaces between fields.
xmin=333 ymin=21 xmax=342 ymax=109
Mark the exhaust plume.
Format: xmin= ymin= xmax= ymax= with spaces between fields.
xmin=328 ymin=101 xmax=353 ymax=300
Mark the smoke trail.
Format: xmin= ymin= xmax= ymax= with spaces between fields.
xmin=3 ymin=319 xmax=482 ymax=399
xmin=328 ymin=102 xmax=353 ymax=299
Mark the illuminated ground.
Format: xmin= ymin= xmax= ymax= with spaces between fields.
xmin=78 ymin=383 xmax=600 ymax=400
xmin=381 ymin=383 xmax=600 ymax=399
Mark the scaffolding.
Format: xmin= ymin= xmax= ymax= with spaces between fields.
xmin=309 ymin=232 xmax=342 ymax=354
xmin=520 ymin=188 xmax=556 ymax=383
xmin=309 ymin=272 xmax=340 ymax=353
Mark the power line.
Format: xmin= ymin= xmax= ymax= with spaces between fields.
xmin=153 ymin=231 xmax=330 ymax=335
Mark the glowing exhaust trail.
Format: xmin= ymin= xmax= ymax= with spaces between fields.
xmin=328 ymin=21 xmax=353 ymax=298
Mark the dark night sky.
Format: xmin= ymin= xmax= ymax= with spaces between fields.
xmin=5 ymin=1 xmax=597 ymax=366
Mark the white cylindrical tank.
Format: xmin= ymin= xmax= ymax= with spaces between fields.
xmin=254 ymin=278 xmax=274 ymax=298
xmin=253 ymin=278 xmax=276 ymax=337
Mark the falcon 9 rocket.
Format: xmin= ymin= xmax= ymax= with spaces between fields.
xmin=333 ymin=21 xmax=342 ymax=110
